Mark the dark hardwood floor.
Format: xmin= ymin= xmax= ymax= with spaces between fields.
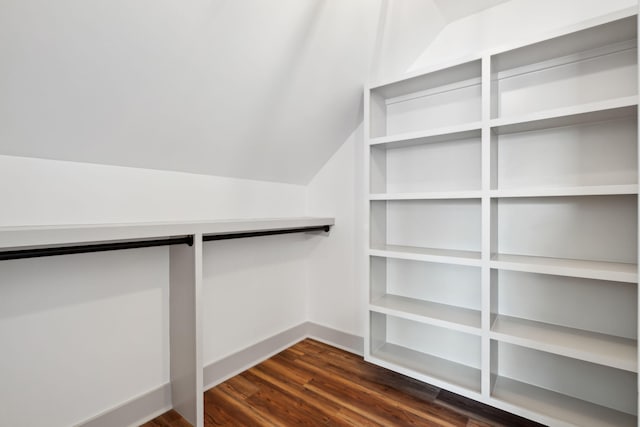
xmin=142 ymin=339 xmax=544 ymax=426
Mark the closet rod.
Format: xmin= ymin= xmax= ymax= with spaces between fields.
xmin=0 ymin=235 xmax=194 ymax=261
xmin=203 ymin=225 xmax=331 ymax=241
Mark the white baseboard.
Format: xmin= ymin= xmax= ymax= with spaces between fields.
xmin=202 ymin=322 xmax=309 ymax=390
xmin=78 ymin=322 xmax=363 ymax=427
xmin=203 ymin=321 xmax=363 ymax=389
xmin=76 ymin=383 xmax=172 ymax=427
xmin=306 ymin=322 xmax=364 ymax=357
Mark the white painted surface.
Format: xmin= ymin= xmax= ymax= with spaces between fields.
xmin=0 ymin=155 xmax=307 ymax=227
xmin=492 ymin=376 xmax=636 ymax=427
xmin=306 ymin=127 xmax=365 ymax=337
xmin=0 ymin=216 xmax=333 ymax=251
xmin=495 ymin=342 xmax=637 ymax=416
xmin=372 ymin=0 xmax=447 ymax=83
xmin=374 ymin=135 xmax=481 ymax=194
xmin=410 ymin=0 xmax=639 ymax=72
xmin=383 ymin=199 xmax=482 ymax=252
xmin=494 ymin=35 xmax=637 ymax=119
xmin=370 ymin=342 xmax=482 ymax=395
xmin=0 ymin=0 xmax=381 ymax=185
xmin=0 ymin=248 xmax=169 ymax=427
xmin=378 ymin=257 xmax=481 ymax=310
xmin=495 ymin=270 xmax=637 ymax=339
xmin=201 ymin=233 xmax=312 ymax=364
xmin=365 ymin=7 xmax=639 ymax=426
xmin=169 ymin=236 xmax=202 ymax=427
xmin=491 ymin=315 xmax=637 ymax=372
xmin=497 ymin=195 xmax=637 ymax=263
xmin=379 ymin=313 xmax=482 ymax=370
xmin=431 ymin=0 xmax=511 ymax=23
xmin=369 ymin=245 xmax=481 ymax=266
xmin=371 ymin=295 xmax=481 ymax=333
xmin=490 ymin=253 xmax=638 ymax=283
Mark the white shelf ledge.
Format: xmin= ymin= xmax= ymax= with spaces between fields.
xmin=370 ymin=295 xmax=481 ymax=334
xmin=490 ymin=184 xmax=638 ymax=198
xmin=492 ymin=376 xmax=636 ymax=427
xmin=369 ymin=122 xmax=482 ymax=148
xmin=369 ymin=343 xmax=481 ymax=395
xmin=490 ymin=96 xmax=638 ymax=135
xmin=490 ymin=253 xmax=637 ymax=283
xmin=370 ymin=191 xmax=482 ymax=200
xmin=491 ymin=315 xmax=637 ymax=372
xmin=0 ymin=217 xmax=335 ymax=251
xmin=370 ymin=245 xmax=481 ymax=267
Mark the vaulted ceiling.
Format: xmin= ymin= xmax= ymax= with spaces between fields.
xmin=0 ymin=0 xmax=513 ymax=185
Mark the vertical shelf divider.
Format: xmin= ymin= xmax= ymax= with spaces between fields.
xmin=363 ymin=87 xmax=374 ymax=362
xmin=480 ymin=54 xmax=493 ymax=398
xmin=169 ymin=233 xmax=203 ymax=427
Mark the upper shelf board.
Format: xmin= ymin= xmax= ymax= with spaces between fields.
xmin=0 ymin=217 xmax=335 ymax=251
xmin=490 ymin=97 xmax=638 ymax=135
xmin=369 ymin=123 xmax=482 ymax=148
xmin=492 ymin=14 xmax=637 ymax=74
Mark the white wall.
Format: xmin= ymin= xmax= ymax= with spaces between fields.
xmin=371 ymin=0 xmax=447 ymax=83
xmin=306 ymin=126 xmax=365 ymax=337
xmin=0 ymin=155 xmax=309 ymax=427
xmin=0 ymin=0 xmax=381 ymax=185
xmin=0 ymin=247 xmax=170 ymax=427
xmin=203 ymin=233 xmax=316 ymax=363
xmin=0 ymin=155 xmax=305 ymax=226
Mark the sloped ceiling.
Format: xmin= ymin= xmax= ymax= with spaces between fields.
xmin=432 ymin=0 xmax=511 ymax=22
xmin=0 ymin=0 xmax=511 ymax=185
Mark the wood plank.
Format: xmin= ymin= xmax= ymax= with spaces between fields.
xmin=145 ymin=339 xmax=546 ymax=427
xmin=241 ymin=369 xmax=342 ymax=426
xmin=437 ymin=389 xmax=545 ymax=427
xmin=141 ymin=410 xmax=192 ymax=427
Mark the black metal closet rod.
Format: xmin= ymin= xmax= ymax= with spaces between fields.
xmin=0 ymin=225 xmax=331 ymax=261
xmin=203 ymin=225 xmax=331 ymax=241
xmin=0 ymin=235 xmax=194 ymax=261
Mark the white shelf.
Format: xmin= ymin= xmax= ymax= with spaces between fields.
xmin=492 ymin=376 xmax=636 ymax=427
xmin=490 ymin=96 xmax=638 ymax=135
xmin=370 ymin=191 xmax=482 ymax=200
xmin=369 ymin=343 xmax=481 ymax=394
xmin=368 ymin=54 xmax=482 ymax=92
xmin=0 ymin=216 xmax=335 ymax=426
xmin=366 ymin=11 xmax=639 ymax=426
xmin=369 ymin=122 xmax=482 ymax=148
xmin=370 ymin=245 xmax=481 ymax=267
xmin=373 ymin=185 xmax=638 ymax=200
xmin=490 ymin=253 xmax=637 ymax=283
xmin=371 ymin=294 xmax=481 ymax=334
xmin=0 ymin=217 xmax=335 ymax=251
xmin=490 ymin=184 xmax=638 ymax=198
xmin=491 ymin=315 xmax=637 ymax=372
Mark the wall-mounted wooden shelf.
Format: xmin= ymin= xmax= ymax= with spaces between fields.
xmin=0 ymin=217 xmax=334 ymax=427
xmin=365 ymin=10 xmax=638 ymax=427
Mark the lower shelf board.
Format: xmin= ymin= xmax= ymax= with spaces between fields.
xmin=490 ymin=253 xmax=637 ymax=283
xmin=369 ymin=342 xmax=481 ymax=394
xmin=491 ymin=376 xmax=636 ymax=427
xmin=491 ymin=315 xmax=637 ymax=372
xmin=370 ymin=244 xmax=481 ymax=266
xmin=371 ymin=294 xmax=481 ymax=333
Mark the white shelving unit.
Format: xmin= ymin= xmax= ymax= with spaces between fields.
xmin=0 ymin=217 xmax=334 ymax=427
xmin=365 ymin=10 xmax=639 ymax=427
